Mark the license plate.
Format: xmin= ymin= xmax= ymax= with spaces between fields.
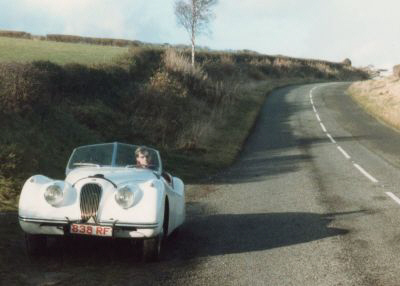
xmin=70 ymin=223 xmax=113 ymax=237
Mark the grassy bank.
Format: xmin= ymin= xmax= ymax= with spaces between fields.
xmin=0 ymin=37 xmax=369 ymax=211
xmin=348 ymin=77 xmax=400 ymax=131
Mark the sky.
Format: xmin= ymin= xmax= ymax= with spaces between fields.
xmin=0 ymin=0 xmax=399 ymax=71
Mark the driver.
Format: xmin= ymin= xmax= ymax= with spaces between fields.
xmin=135 ymin=146 xmax=151 ymax=168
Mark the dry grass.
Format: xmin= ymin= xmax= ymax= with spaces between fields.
xmin=164 ymin=49 xmax=207 ymax=80
xmin=348 ymin=76 xmax=400 ymax=130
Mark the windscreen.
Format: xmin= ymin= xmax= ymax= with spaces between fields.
xmin=67 ymin=144 xmax=114 ymax=169
xmin=66 ymin=143 xmax=161 ymax=173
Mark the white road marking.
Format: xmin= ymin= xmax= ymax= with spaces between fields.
xmin=353 ymin=163 xmax=378 ymax=183
xmin=386 ymin=192 xmax=400 ymax=206
xmin=312 ymin=105 xmax=317 ymax=113
xmin=310 ymin=84 xmax=381 ymax=185
xmin=337 ymin=146 xmax=351 ymax=159
xmin=326 ymin=133 xmax=336 ymax=143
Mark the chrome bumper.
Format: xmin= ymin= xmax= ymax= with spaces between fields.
xmin=19 ymin=216 xmax=160 ymax=238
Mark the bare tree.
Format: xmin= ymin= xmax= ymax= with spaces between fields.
xmin=174 ymin=0 xmax=217 ymax=67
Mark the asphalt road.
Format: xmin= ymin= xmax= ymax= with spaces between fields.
xmin=3 ymin=83 xmax=400 ymax=285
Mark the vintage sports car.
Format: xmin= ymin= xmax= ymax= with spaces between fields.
xmin=18 ymin=142 xmax=185 ymax=261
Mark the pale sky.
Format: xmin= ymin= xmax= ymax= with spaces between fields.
xmin=1 ymin=0 xmax=399 ymax=71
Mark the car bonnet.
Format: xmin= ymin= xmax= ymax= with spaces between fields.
xmin=65 ymin=167 xmax=157 ymax=186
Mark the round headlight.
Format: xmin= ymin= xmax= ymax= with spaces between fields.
xmin=115 ymin=186 xmax=134 ymax=209
xmin=44 ymin=184 xmax=64 ymax=206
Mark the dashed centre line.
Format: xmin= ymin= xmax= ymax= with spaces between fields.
xmin=386 ymin=192 xmax=400 ymax=206
xmin=326 ymin=133 xmax=336 ymax=143
xmin=308 ymin=86 xmax=400 ymax=206
xmin=337 ymin=146 xmax=351 ymax=159
xmin=312 ymin=106 xmax=317 ymax=113
xmin=309 ymin=85 xmax=380 ymax=185
xmin=320 ymin=122 xmax=327 ymax=133
xmin=353 ymin=163 xmax=379 ymax=183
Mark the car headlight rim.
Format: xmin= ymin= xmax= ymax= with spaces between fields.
xmin=44 ymin=183 xmax=64 ymax=206
xmin=115 ymin=185 xmax=135 ymax=209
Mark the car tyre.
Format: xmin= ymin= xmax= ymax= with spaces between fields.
xmin=142 ymin=234 xmax=162 ymax=262
xmin=25 ymin=234 xmax=47 ymax=256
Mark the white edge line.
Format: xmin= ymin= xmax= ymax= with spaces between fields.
xmin=327 ymin=133 xmax=336 ymax=143
xmin=320 ymin=122 xmax=327 ymax=133
xmin=316 ymin=113 xmax=321 ymax=122
xmin=353 ymin=163 xmax=378 ymax=183
xmin=313 ymin=106 xmax=317 ymax=113
xmin=386 ymin=192 xmax=400 ymax=206
xmin=337 ymin=146 xmax=350 ymax=159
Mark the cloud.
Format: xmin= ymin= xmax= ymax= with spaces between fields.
xmin=22 ymin=0 xmax=133 ymax=38
xmin=4 ymin=0 xmax=180 ymax=42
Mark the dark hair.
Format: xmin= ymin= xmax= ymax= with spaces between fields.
xmin=135 ymin=146 xmax=150 ymax=157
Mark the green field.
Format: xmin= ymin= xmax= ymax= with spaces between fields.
xmin=0 ymin=37 xmax=128 ymax=64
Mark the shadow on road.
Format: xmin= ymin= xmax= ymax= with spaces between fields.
xmin=165 ymin=211 xmax=355 ymax=259
xmin=1 ymin=210 xmax=355 ymax=264
xmin=0 ymin=210 xmax=358 ymax=285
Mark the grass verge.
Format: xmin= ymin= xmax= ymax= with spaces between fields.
xmin=347 ymin=77 xmax=400 ymax=131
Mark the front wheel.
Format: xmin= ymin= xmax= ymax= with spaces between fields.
xmin=142 ymin=234 xmax=162 ymax=262
xmin=25 ymin=234 xmax=47 ymax=256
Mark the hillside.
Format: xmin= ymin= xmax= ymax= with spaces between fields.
xmin=0 ymin=34 xmax=369 ymax=211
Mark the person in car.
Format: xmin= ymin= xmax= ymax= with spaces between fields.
xmin=135 ymin=147 xmax=151 ymax=168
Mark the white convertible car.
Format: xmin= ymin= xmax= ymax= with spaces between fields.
xmin=18 ymin=142 xmax=185 ymax=261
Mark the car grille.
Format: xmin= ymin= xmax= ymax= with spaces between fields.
xmin=80 ymin=183 xmax=102 ymax=222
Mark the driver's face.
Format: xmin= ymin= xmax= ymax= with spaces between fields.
xmin=137 ymin=153 xmax=150 ymax=167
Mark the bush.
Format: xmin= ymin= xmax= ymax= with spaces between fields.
xmin=342 ymin=58 xmax=352 ymax=66
xmin=117 ymin=47 xmax=164 ymax=81
xmin=0 ymin=63 xmax=53 ymax=115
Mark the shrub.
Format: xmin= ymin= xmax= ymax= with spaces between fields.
xmin=0 ymin=63 xmax=53 ymax=115
xmin=342 ymin=58 xmax=352 ymax=66
xmin=148 ymin=69 xmax=188 ymax=98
